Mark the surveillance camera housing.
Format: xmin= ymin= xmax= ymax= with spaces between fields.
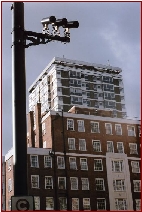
xmin=63 ymin=21 xmax=79 ymax=28
xmin=52 ymin=18 xmax=67 ymax=27
xmin=41 ymin=16 xmax=56 ymax=25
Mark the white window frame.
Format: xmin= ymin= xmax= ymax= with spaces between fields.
xmin=8 ymin=199 xmax=11 ymax=210
xmin=34 ymin=196 xmax=40 ymax=210
xmin=113 ymin=179 xmax=125 ymax=191
xmin=94 ymin=159 xmax=103 ymax=171
xmin=67 ymin=119 xmax=74 ymax=131
xmin=31 ymin=175 xmax=39 ymax=188
xmin=8 ymin=178 xmax=12 ymax=192
xmin=69 ymin=157 xmax=77 ymax=170
xmin=44 ymin=156 xmax=52 ymax=168
xmin=72 ymin=198 xmax=79 ymax=211
xmin=115 ymin=124 xmax=122 ymax=135
xmin=30 ymin=155 xmax=39 ymax=168
xmin=127 ymin=125 xmax=136 ymax=136
xmin=112 ymin=160 xmax=123 ymax=172
xmin=80 ymin=158 xmax=88 ymax=170
xmin=117 ymin=142 xmax=124 ymax=153
xmin=107 ymin=141 xmax=114 ymax=152
xmin=138 ymin=126 xmax=141 ymax=137
xmin=79 ymin=139 xmax=86 ymax=151
xmin=45 ymin=176 xmax=53 ymax=189
xmin=95 ymin=178 xmax=105 ymax=191
xmin=59 ymin=197 xmax=67 ymax=210
xmin=77 ymin=120 xmax=85 ymax=132
xmin=58 ymin=177 xmax=66 ymax=189
xmin=131 ymin=161 xmax=140 ymax=173
xmin=129 ymin=143 xmax=138 ymax=154
xmin=133 ymin=180 xmax=141 ymax=192
xmin=68 ymin=138 xmax=76 ymax=150
xmin=42 ymin=122 xmax=46 ymax=135
xmin=92 ymin=140 xmax=101 ymax=152
xmin=57 ymin=156 xmax=65 ymax=169
xmin=105 ymin=123 xmax=112 ymax=134
xmin=97 ymin=198 xmax=106 ymax=210
xmin=115 ymin=198 xmax=127 ymax=210
xmin=43 ymin=140 xmax=46 ymax=148
xmin=83 ymin=198 xmax=91 ymax=211
xmin=8 ymin=158 xmax=12 ymax=171
xmin=90 ymin=121 xmax=100 ymax=133
xmin=70 ymin=177 xmax=78 ymax=190
xmin=46 ymin=197 xmax=54 ymax=210
xmin=81 ymin=178 xmax=89 ymax=190
xmin=135 ymin=199 xmax=141 ymax=211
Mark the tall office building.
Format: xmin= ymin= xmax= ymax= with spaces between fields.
xmin=29 ymin=57 xmax=126 ymax=118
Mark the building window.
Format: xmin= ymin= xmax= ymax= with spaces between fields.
xmin=129 ymin=143 xmax=138 ymax=154
xmin=42 ymin=122 xmax=46 ymax=135
xmin=112 ymin=160 xmax=123 ymax=172
xmin=117 ymin=142 xmax=124 ymax=153
xmin=127 ymin=125 xmax=135 ymax=136
xmin=77 ymin=120 xmax=85 ymax=132
xmin=133 ymin=180 xmax=141 ymax=192
xmin=135 ymin=199 xmax=141 ymax=211
xmin=95 ymin=178 xmax=105 ymax=191
xmin=8 ymin=178 xmax=12 ymax=192
xmin=44 ymin=156 xmax=52 ymax=168
xmin=138 ymin=126 xmax=141 ymax=137
xmin=8 ymin=158 xmax=12 ymax=171
xmin=68 ymin=138 xmax=75 ymax=150
xmin=79 ymin=139 xmax=86 ymax=151
xmin=58 ymin=177 xmax=66 ymax=189
xmin=131 ymin=161 xmax=140 ymax=173
xmin=30 ymin=155 xmax=39 ymax=168
xmin=46 ymin=197 xmax=54 ymax=210
xmin=81 ymin=178 xmax=89 ymax=190
xmin=43 ymin=140 xmax=46 ymax=148
xmin=31 ymin=175 xmax=39 ymax=188
xmin=57 ymin=156 xmax=65 ymax=169
xmin=72 ymin=198 xmax=79 ymax=211
xmin=115 ymin=199 xmax=127 ymax=210
xmin=8 ymin=199 xmax=11 ymax=210
xmin=113 ymin=179 xmax=125 ymax=191
xmin=83 ymin=198 xmax=91 ymax=210
xmin=59 ymin=197 xmax=67 ymax=210
xmin=67 ymin=119 xmax=74 ymax=130
xmin=45 ymin=176 xmax=53 ymax=189
xmin=97 ymin=198 xmax=106 ymax=210
xmin=92 ymin=140 xmax=101 ymax=152
xmin=107 ymin=141 xmax=114 ymax=152
xmin=80 ymin=158 xmax=88 ymax=170
xmin=90 ymin=122 xmax=100 ymax=133
xmin=115 ymin=124 xmax=122 ymax=135
xmin=70 ymin=177 xmax=78 ymax=190
xmin=69 ymin=157 xmax=77 ymax=170
xmin=34 ymin=196 xmax=40 ymax=210
xmin=105 ymin=123 xmax=112 ymax=134
xmin=94 ymin=159 xmax=103 ymax=171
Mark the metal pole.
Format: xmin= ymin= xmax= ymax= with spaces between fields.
xmin=12 ymin=2 xmax=27 ymax=196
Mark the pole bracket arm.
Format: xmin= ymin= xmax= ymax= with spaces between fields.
xmin=24 ymin=30 xmax=70 ymax=48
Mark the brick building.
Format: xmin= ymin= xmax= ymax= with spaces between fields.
xmin=5 ymin=105 xmax=141 ymax=210
xmin=2 ymin=156 xmax=6 ymax=210
xmin=4 ymin=57 xmax=141 ymax=210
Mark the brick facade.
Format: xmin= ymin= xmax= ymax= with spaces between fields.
xmin=5 ymin=106 xmax=141 ymax=211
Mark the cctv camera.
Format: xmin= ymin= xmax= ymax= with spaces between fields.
xmin=41 ymin=16 xmax=56 ymax=26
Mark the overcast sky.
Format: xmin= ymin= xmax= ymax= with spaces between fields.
xmin=2 ymin=2 xmax=140 ymax=155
